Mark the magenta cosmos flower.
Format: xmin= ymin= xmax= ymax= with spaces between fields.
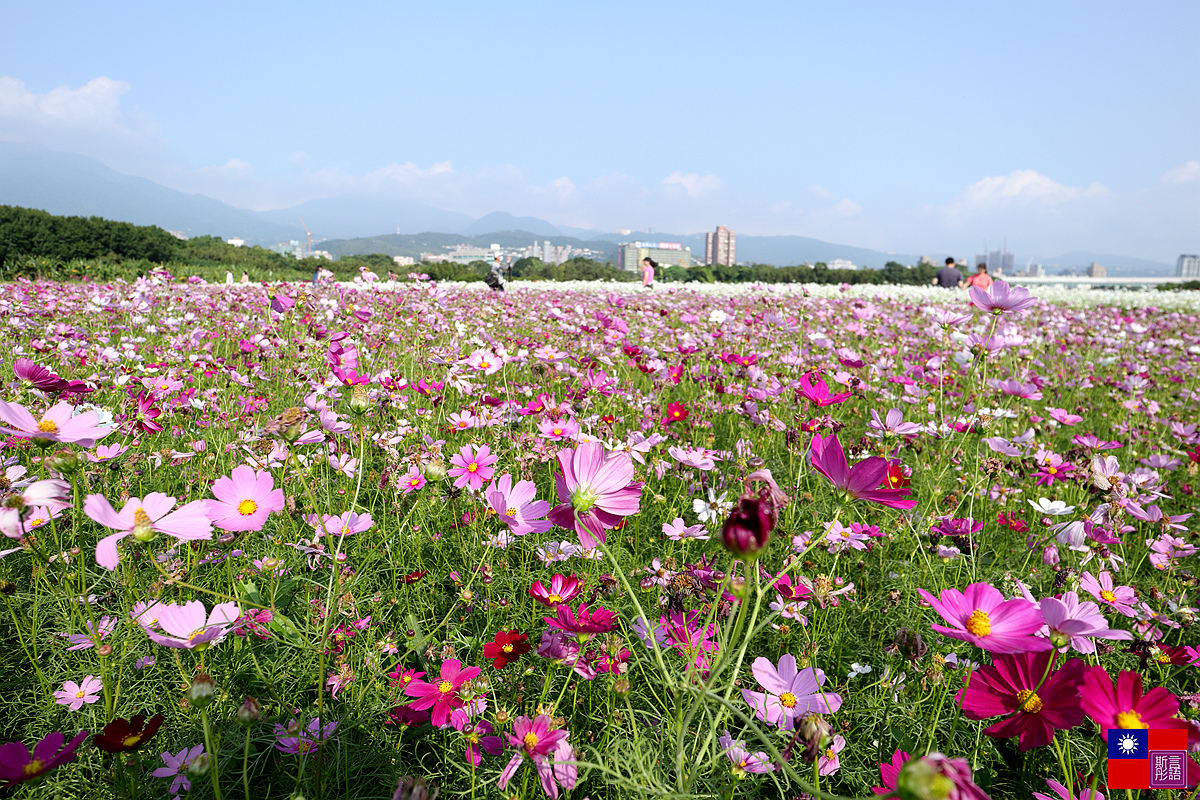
xmin=809 ymin=433 xmax=916 ymax=510
xmin=404 ymin=659 xmax=481 ymax=728
xmin=957 ymin=651 xmax=1085 ymax=751
xmin=529 ymin=574 xmax=582 ymax=607
xmin=0 ymin=730 xmax=89 ymax=785
xmin=0 ymin=400 xmax=108 ymax=448
xmin=872 ymin=749 xmax=911 ymax=795
xmin=544 ymin=602 xmax=617 ymax=642
xmin=84 ymin=492 xmax=213 ymax=571
xmin=1079 ymin=666 xmax=1194 ymax=741
xmin=795 ymin=372 xmax=852 ymax=406
xmin=205 ymin=465 xmax=285 ymax=532
xmin=135 ymin=600 xmax=240 ymax=650
xmin=447 ymin=444 xmax=498 ymax=492
xmin=969 ymin=279 xmax=1038 ymax=315
xmin=918 ymin=583 xmax=1052 ymax=654
xmin=546 ymin=441 xmax=643 ymax=548
xmin=497 ymin=715 xmax=576 ymax=799
xmin=486 ymin=474 xmax=551 ymax=536
xmin=741 ymin=653 xmax=842 ymax=731
xmin=1079 ymin=571 xmax=1137 ymax=617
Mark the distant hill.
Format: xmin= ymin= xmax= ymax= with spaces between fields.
xmin=584 ymin=230 xmax=921 ymax=268
xmin=0 ymin=142 xmax=301 ymax=243
xmin=258 ymin=195 xmax=475 ymax=241
xmin=1038 ymin=251 xmax=1174 ymax=276
xmin=463 ymin=212 xmax=560 ymax=237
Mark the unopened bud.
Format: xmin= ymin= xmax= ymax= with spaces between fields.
xmin=44 ymin=449 xmax=82 ymax=473
xmin=187 ymin=673 xmax=216 ymax=708
xmin=424 ymin=460 xmax=447 ymax=481
xmin=237 ymin=696 xmax=263 ymax=723
xmin=97 ymin=643 xmax=113 ymax=657
xmin=720 ymin=496 xmax=774 ymax=560
xmin=348 ymin=385 xmax=371 ymax=415
xmin=612 ymin=677 xmax=631 ymax=695
xmin=187 ymin=752 xmax=211 ymax=777
xmin=895 ymin=757 xmax=954 ymax=800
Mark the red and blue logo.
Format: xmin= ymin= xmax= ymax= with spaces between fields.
xmin=1108 ymin=728 xmax=1189 ymax=790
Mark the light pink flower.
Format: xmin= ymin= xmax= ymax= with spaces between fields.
xmin=448 ymin=444 xmax=498 ymax=492
xmin=205 ymin=465 xmax=285 ymax=532
xmin=134 ymin=600 xmax=240 ymax=649
xmin=53 ymin=675 xmax=102 ymax=711
xmin=84 ymin=492 xmax=213 ymax=570
xmin=546 ymin=441 xmax=643 ymax=549
xmin=0 ymin=400 xmax=109 ymax=447
xmin=486 ymin=474 xmax=551 ymax=536
xmin=741 ymin=654 xmax=842 ymax=730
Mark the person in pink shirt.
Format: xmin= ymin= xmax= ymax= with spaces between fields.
xmin=964 ymin=263 xmax=994 ymax=291
xmin=641 ymin=256 xmax=657 ymax=289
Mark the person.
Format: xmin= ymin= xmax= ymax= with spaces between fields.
xmin=964 ymin=263 xmax=994 ymax=291
xmin=485 ymin=255 xmax=506 ymax=291
xmin=312 ymin=267 xmax=320 ymax=286
xmin=225 ymin=270 xmax=234 ymax=285
xmin=931 ymin=257 xmax=963 ymax=289
xmin=240 ymin=271 xmax=249 ymax=284
xmin=642 ymin=257 xmax=657 ymax=289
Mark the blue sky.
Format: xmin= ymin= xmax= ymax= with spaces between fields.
xmin=2 ymin=0 xmax=1197 ymax=260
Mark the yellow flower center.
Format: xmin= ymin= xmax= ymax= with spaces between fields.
xmin=502 ymin=644 xmax=513 ymax=653
xmin=553 ymin=428 xmax=563 ymax=436
xmin=340 ymin=526 xmax=350 ymax=537
xmin=1016 ymin=689 xmax=1043 ymax=713
xmin=506 ymin=507 xmax=517 ymax=517
xmin=523 ymin=732 xmax=539 ymax=748
xmin=467 ymin=462 xmax=478 ymax=473
xmin=1100 ymin=590 xmax=1116 ymax=602
xmin=28 ymin=517 xmax=45 ymax=527
xmin=825 ymin=747 xmax=836 ymax=760
xmin=23 ymin=759 xmax=45 ymax=776
xmin=779 ymin=692 xmax=798 ymax=708
xmin=123 ymin=733 xmax=143 ymax=747
xmin=547 ymin=594 xmax=562 ymax=604
xmin=965 ymin=609 xmax=992 ymax=637
xmin=467 ymin=733 xmax=479 ymax=744
xmin=75 ymin=690 xmax=86 ymax=698
xmin=1117 ymin=710 xmax=1146 ymax=729
xmin=409 ymin=479 xmax=421 ymax=487
xmin=237 ymin=499 xmax=258 ymax=516
xmin=438 ymin=681 xmax=454 ymax=694
xmin=37 ymin=420 xmax=58 ymax=433
xmin=1048 ymin=467 xmax=1058 ymax=474
xmin=133 ymin=508 xmax=152 ymax=526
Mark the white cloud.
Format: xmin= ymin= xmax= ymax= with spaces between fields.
xmin=662 ymin=171 xmax=722 ymax=199
xmin=1162 ymin=160 xmax=1200 ymax=184
xmin=950 ymin=169 xmax=1112 ymax=217
xmin=0 ymin=75 xmax=157 ymax=141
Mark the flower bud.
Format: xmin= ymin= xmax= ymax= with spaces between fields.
xmin=720 ymin=496 xmax=774 ymax=559
xmin=187 ymin=673 xmax=216 ymax=708
xmin=348 ymin=385 xmax=371 ymax=416
xmin=612 ymin=677 xmax=631 ymax=695
xmin=895 ymin=753 xmax=980 ymax=800
xmin=1042 ymin=545 xmax=1060 ymax=566
xmin=187 ymin=752 xmax=211 ymax=777
xmin=237 ymin=696 xmax=263 ymax=723
xmin=391 ymin=776 xmax=437 ymax=800
xmin=424 ymin=460 xmax=447 ymax=481
xmin=43 ymin=449 xmax=82 ymax=474
xmin=97 ymin=643 xmax=113 ymax=657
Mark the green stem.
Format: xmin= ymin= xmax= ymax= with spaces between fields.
xmin=201 ymin=707 xmax=223 ymax=800
xmin=243 ymin=726 xmax=252 ymax=800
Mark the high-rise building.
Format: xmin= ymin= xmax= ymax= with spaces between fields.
xmin=1087 ymin=261 xmax=1107 ymax=278
xmin=704 ymin=226 xmax=736 ymax=266
xmin=974 ymin=246 xmax=1014 ymax=275
xmin=617 ymin=242 xmax=693 ymax=272
xmin=1178 ymin=254 xmax=1200 ymax=278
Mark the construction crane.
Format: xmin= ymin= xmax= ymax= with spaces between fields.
xmin=298 ymin=217 xmax=312 ymax=256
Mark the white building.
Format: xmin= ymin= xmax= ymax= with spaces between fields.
xmin=226 ymin=237 xmax=245 ymax=247
xmin=392 ymin=256 xmax=415 ymax=267
xmin=1178 ymin=254 xmax=1200 ymax=278
xmin=827 ymin=259 xmax=857 ymax=271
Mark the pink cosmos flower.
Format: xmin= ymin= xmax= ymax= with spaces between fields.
xmin=537 ymin=417 xmax=579 ymax=441
xmin=872 ymin=749 xmax=911 ymax=795
xmin=529 ymin=574 xmax=582 ymax=607
xmin=450 ymin=708 xmax=504 ymax=767
xmin=957 ymin=651 xmax=1085 ymax=751
xmin=0 ymin=400 xmax=108 ymax=447
xmin=497 ymin=715 xmax=575 ymax=799
xmin=718 ymin=731 xmax=775 ymax=776
xmin=1079 ymin=571 xmax=1137 ymax=617
xmin=134 ymin=600 xmax=240 ymax=649
xmin=662 ymin=517 xmax=709 ymax=541
xmin=809 ymin=433 xmax=916 ymax=510
xmin=1079 ymin=666 xmax=1194 ymax=741
xmin=12 ymin=358 xmax=67 ymax=391
xmin=893 ymin=753 xmax=992 ymax=800
xmin=544 ymin=603 xmax=617 ymax=642
xmin=54 ymin=675 xmax=102 ymax=711
xmin=84 ymin=492 xmax=213 ymax=570
xmin=0 ymin=729 xmax=89 ymax=785
xmin=404 ymin=659 xmax=481 ymax=728
xmin=1038 ymin=592 xmax=1132 ymax=653
xmin=205 ymin=465 xmax=285 ymax=532
xmin=663 ymin=610 xmax=719 ymax=671
xmin=397 ymin=466 xmax=426 ymax=494
xmin=546 ymin=441 xmax=643 ymax=548
xmin=740 ymin=654 xmax=842 ymax=730
xmin=448 ymin=444 xmax=498 ymax=491
xmin=310 ymin=511 xmax=374 ymax=537
xmin=1033 ymin=778 xmax=1105 ymax=800
xmin=969 ymin=279 xmax=1038 ymax=314
xmin=917 ymin=583 xmax=1052 ymax=654
xmin=1046 ymin=408 xmax=1083 ymax=426
xmin=795 ymin=372 xmax=852 ymax=406
xmin=817 ymin=734 xmax=846 ymax=776
xmin=486 ymin=474 xmax=552 ymax=535
xmin=867 ymin=408 xmax=921 ymax=438
xmin=153 ymin=744 xmax=205 ymax=794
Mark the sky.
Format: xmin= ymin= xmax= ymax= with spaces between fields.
xmin=1 ymin=0 xmax=1197 ymax=261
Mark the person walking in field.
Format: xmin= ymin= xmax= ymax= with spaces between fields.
xmin=641 ymin=257 xmax=657 ymax=289
xmin=964 ymin=263 xmax=994 ymax=291
xmin=931 ymin=257 xmax=963 ymax=289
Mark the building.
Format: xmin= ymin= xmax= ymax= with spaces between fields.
xmin=226 ymin=237 xmax=245 ymax=248
xmin=704 ymin=226 xmax=736 ymax=266
xmin=974 ymin=248 xmax=1014 ymax=275
xmin=827 ymin=259 xmax=857 ymax=271
xmin=1087 ymin=261 xmax=1107 ymax=278
xmin=446 ymin=245 xmax=492 ymax=265
xmin=1028 ymin=263 xmax=1045 ymax=277
xmin=392 ymin=256 xmax=415 ymax=267
xmin=1178 ymin=254 xmax=1200 ymax=278
xmin=617 ymin=242 xmax=693 ymax=272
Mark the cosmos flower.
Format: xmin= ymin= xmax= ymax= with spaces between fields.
xmin=809 ymin=433 xmax=916 ymax=510
xmin=93 ymin=714 xmax=165 ymax=753
xmin=740 ymin=654 xmax=842 ymax=730
xmin=496 ymin=715 xmax=576 ymax=799
xmin=153 ymin=744 xmax=205 ymax=794
xmin=486 ymin=474 xmax=552 ymax=536
xmin=1079 ymin=571 xmax=1137 ymax=617
xmin=404 ymin=659 xmax=481 ymax=728
xmin=84 ymin=492 xmax=213 ymax=570
xmin=482 ymin=630 xmax=531 ymax=669
xmin=53 ymin=676 xmax=103 ymax=711
xmin=969 ymin=279 xmax=1038 ymax=315
xmin=134 ymin=600 xmax=241 ymax=650
xmin=0 ymin=730 xmax=90 ymax=786
xmin=956 ymin=651 xmax=1085 ymax=751
xmin=448 ymin=444 xmax=498 ymax=492
xmin=529 ymin=574 xmax=582 ymax=607
xmin=205 ymin=465 xmax=286 ymax=532
xmin=917 ymin=583 xmax=1052 ymax=654
xmin=718 ymin=730 xmax=775 ymax=776
xmin=0 ymin=400 xmax=108 ymax=447
xmin=795 ymin=372 xmax=852 ymax=406
xmin=1078 ymin=667 xmax=1193 ymax=741
xmin=546 ymin=441 xmax=643 ymax=549
xmin=543 ymin=603 xmax=617 ymax=641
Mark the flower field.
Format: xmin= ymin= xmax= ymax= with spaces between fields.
xmin=1 ymin=275 xmax=1198 ymax=800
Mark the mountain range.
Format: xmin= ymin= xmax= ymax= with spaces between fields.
xmin=0 ymin=142 xmax=1176 ymax=273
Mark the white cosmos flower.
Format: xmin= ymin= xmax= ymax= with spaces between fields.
xmin=1028 ymin=497 xmax=1075 ymax=516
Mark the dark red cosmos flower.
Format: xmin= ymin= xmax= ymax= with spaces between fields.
xmin=662 ymin=402 xmax=689 ymax=426
xmin=93 ymin=713 xmax=165 ymax=753
xmin=400 ymin=570 xmax=427 ymax=585
xmin=482 ymin=630 xmax=531 ymax=669
xmin=957 ymin=651 xmax=1085 ymax=751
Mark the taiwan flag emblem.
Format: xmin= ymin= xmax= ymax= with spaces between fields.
xmin=1108 ymin=728 xmax=1189 ymax=790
